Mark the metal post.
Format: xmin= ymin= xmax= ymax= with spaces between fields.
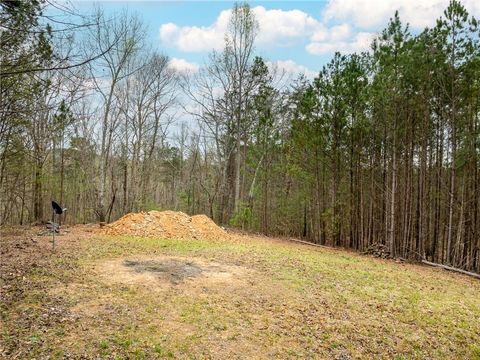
xmin=51 ymin=201 xmax=65 ymax=251
xmin=52 ymin=210 xmax=56 ymax=251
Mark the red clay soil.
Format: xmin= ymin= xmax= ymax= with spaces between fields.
xmin=102 ymin=210 xmax=228 ymax=240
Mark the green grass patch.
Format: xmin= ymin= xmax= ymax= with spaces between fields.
xmin=3 ymin=232 xmax=480 ymax=359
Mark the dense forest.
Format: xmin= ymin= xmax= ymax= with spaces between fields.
xmin=1 ymin=1 xmax=479 ymax=272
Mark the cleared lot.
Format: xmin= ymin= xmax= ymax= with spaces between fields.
xmin=1 ymin=227 xmax=479 ymax=359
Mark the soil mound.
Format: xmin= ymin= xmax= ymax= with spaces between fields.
xmin=103 ymin=210 xmax=227 ymax=240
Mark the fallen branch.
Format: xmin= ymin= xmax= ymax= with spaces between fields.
xmin=257 ymin=234 xmax=480 ymax=279
xmin=421 ymin=260 xmax=480 ymax=280
xmin=286 ymin=239 xmax=480 ymax=279
xmin=287 ymin=238 xmax=335 ymax=250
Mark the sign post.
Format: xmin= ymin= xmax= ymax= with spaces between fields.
xmin=51 ymin=201 xmax=65 ymax=251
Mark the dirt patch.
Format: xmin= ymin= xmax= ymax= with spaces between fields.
xmin=102 ymin=210 xmax=228 ymax=240
xmin=96 ymin=255 xmax=250 ymax=291
xmin=123 ymin=259 xmax=203 ymax=284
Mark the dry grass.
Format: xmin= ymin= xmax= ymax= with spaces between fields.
xmin=1 ymin=227 xmax=479 ymax=359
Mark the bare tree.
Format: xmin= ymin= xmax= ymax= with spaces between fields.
xmin=226 ymin=2 xmax=258 ymax=215
xmin=116 ymin=53 xmax=178 ymax=212
xmin=85 ymin=8 xmax=145 ymax=221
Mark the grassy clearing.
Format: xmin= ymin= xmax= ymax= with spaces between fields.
xmin=1 ymin=229 xmax=480 ymax=359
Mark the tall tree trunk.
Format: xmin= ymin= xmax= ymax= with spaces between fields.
xmin=447 ymin=126 xmax=456 ymax=264
xmin=33 ymin=159 xmax=44 ymax=222
xmin=389 ymin=142 xmax=397 ymax=257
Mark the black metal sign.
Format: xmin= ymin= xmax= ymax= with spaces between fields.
xmin=50 ymin=200 xmax=66 ymax=251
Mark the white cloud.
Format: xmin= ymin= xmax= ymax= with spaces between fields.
xmin=323 ymin=0 xmax=480 ymax=29
xmin=306 ymin=22 xmax=374 ymax=56
xmin=159 ymin=11 xmax=229 ymax=52
xmin=253 ymin=7 xmax=321 ymax=47
xmin=168 ymin=58 xmax=199 ymax=74
xmin=306 ymin=32 xmax=375 ymax=55
xmin=160 ymin=6 xmax=324 ymax=52
xmin=329 ymin=24 xmax=351 ymax=41
xmin=159 ymin=1 xmax=480 ymax=57
xmin=159 ymin=23 xmax=179 ymax=42
xmin=311 ymin=27 xmax=328 ymax=42
xmin=159 ymin=6 xmax=378 ymax=56
xmin=268 ymin=60 xmax=317 ymax=79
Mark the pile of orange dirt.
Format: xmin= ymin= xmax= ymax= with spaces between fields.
xmin=102 ymin=210 xmax=228 ymax=240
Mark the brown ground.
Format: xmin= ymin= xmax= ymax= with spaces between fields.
xmin=96 ymin=255 xmax=250 ymax=287
xmin=1 ymin=224 xmax=479 ymax=359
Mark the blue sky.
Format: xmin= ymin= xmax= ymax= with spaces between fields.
xmin=66 ymin=0 xmax=480 ymax=77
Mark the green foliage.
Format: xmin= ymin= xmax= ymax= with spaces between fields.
xmin=229 ymin=202 xmax=253 ymax=229
xmin=154 ymin=344 xmax=174 ymax=358
xmin=470 ymin=344 xmax=480 ymax=360
xmin=142 ymin=199 xmax=162 ymax=212
xmin=1 ymin=0 xmax=479 ymax=273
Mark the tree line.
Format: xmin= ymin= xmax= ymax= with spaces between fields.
xmin=1 ymin=1 xmax=479 ymax=272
